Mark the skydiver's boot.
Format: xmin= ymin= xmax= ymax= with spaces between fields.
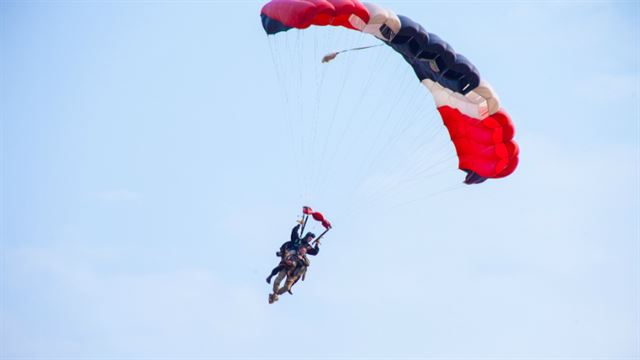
xmin=266 ymin=275 xmax=272 ymax=284
xmin=268 ymin=293 xmax=278 ymax=304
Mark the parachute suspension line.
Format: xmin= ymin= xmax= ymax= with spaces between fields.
xmin=339 ymin=65 xmax=418 ymax=216
xmin=333 ymin=60 xmax=405 ymax=212
xmin=268 ymin=35 xmax=304 ymax=195
xmin=382 ymin=122 xmax=462 ymax=203
xmin=403 ymin=106 xmax=440 ymax=152
xmin=359 ymin=108 xmax=443 ymax=206
xmin=312 ymin=28 xmax=341 ymax=199
xmin=267 ymin=37 xmax=290 ymax=114
xmin=354 ymin=94 xmax=441 ymax=209
xmin=367 ymin=82 xmax=427 ymax=166
xmin=348 ymin=60 xmax=459 ymax=211
xmin=309 ymin=29 xmax=329 ymax=202
xmin=306 ymin=28 xmax=331 ymax=200
xmin=314 ymin=39 xmax=391 ymax=199
xmin=298 ymin=27 xmax=362 ymax=202
xmin=367 ymin=153 xmax=458 ymax=208
xmin=282 ymin=31 xmax=311 ymax=200
xmin=355 ymin=68 xmax=416 ymax=183
xmin=277 ymin=34 xmax=304 ymax=200
xmin=318 ymin=52 xmax=391 ymax=197
xmin=344 ymin=58 xmax=405 ymax=190
xmin=388 ymin=99 xmax=435 ymax=160
xmin=403 ymin=119 xmax=448 ymax=170
xmin=269 ymin=30 xmax=489 ymax=211
xmin=408 ymin=130 xmax=457 ymax=176
xmin=378 ymin=92 xmax=422 ymax=147
xmin=370 ymin=159 xmax=465 ymax=209
xmin=285 ymin=33 xmax=307 ymax=199
xmin=306 ymin=30 xmax=319 ymax=202
xmin=409 ymin=153 xmax=458 ymax=180
xmin=311 ymin=29 xmax=362 ymax=196
xmin=401 ymin=88 xmax=483 ymax=181
xmin=302 ymin=27 xmax=323 ymax=203
xmin=368 ymin=84 xmax=472 ymax=202
xmin=303 ymin=31 xmax=317 ymax=200
xmin=353 ymin=39 xmax=499 ymax=207
xmin=390 ymin=141 xmax=454 ymax=195
xmin=320 ymin=54 xmax=396 ymax=201
xmin=377 ymin=101 xmax=435 ymax=179
xmin=295 ymin=29 xmax=312 ymax=199
xmin=400 ymin=116 xmax=450 ymax=181
xmin=346 ymin=76 xmax=459 ymax=211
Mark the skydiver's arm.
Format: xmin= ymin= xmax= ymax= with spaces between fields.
xmin=290 ymin=224 xmax=301 ymax=242
xmin=306 ymin=244 xmax=320 ymax=256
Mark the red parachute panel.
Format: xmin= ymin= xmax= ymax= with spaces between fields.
xmin=439 ymin=106 xmax=519 ymax=179
xmin=261 ymin=0 xmax=369 ymax=31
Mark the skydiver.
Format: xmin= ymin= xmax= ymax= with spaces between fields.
xmin=284 ymin=231 xmax=321 ymax=290
xmin=269 ymin=245 xmax=316 ymax=304
xmin=282 ymin=231 xmax=320 ymax=284
xmin=266 ymin=223 xmax=314 ymax=284
xmin=268 ymin=229 xmax=320 ymax=304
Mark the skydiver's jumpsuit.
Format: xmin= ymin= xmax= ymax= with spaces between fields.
xmin=270 ymin=224 xmax=303 ymax=291
xmin=267 ymin=224 xmax=303 ymax=283
xmin=273 ymin=242 xmax=319 ymax=295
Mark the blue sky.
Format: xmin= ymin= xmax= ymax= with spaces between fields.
xmin=1 ymin=1 xmax=638 ymax=358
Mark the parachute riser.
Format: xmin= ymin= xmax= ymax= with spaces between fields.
xmin=312 ymin=227 xmax=331 ymax=245
xmin=299 ymin=213 xmax=309 ymax=237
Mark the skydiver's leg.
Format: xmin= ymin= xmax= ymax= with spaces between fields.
xmin=272 ymin=269 xmax=287 ymax=294
xmin=285 ymin=266 xmax=307 ymax=294
xmin=266 ymin=265 xmax=283 ymax=284
xmin=277 ymin=271 xmax=301 ymax=296
xmin=293 ymin=266 xmax=307 ymax=285
xmin=277 ymin=277 xmax=295 ymax=295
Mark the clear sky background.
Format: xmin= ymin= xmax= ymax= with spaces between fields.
xmin=1 ymin=1 xmax=639 ymax=359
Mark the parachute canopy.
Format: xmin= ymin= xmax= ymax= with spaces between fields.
xmin=260 ymin=0 xmax=519 ymax=184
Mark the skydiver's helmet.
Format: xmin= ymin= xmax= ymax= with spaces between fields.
xmin=303 ymin=232 xmax=316 ymax=243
